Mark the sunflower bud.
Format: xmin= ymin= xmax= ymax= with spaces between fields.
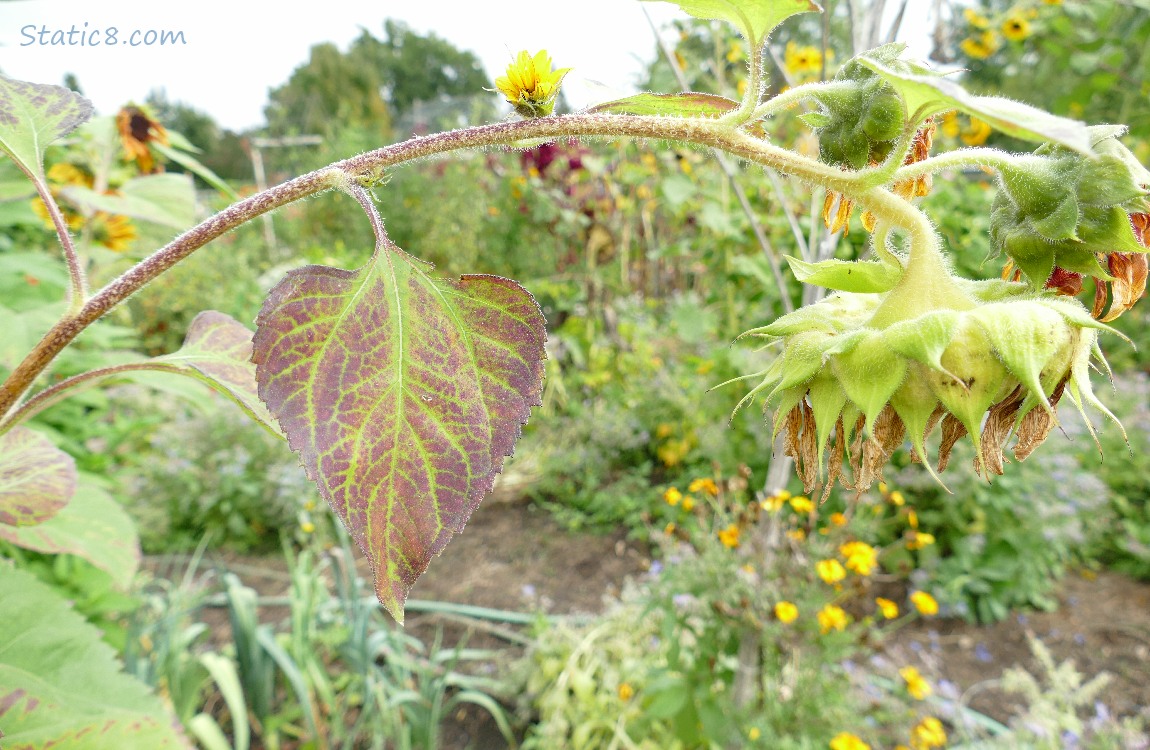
xmin=809 ymin=49 xmax=908 ymax=171
xmin=737 ymin=279 xmax=1124 ymax=497
xmin=989 ymin=125 xmax=1150 ymax=290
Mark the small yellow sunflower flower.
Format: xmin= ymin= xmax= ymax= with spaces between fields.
xmin=911 ymin=591 xmax=940 ymax=616
xmin=960 ymin=30 xmax=1001 ymax=60
xmin=876 ymin=597 xmax=899 ymax=619
xmin=494 ymin=49 xmax=571 ymax=118
xmin=775 ymin=600 xmax=799 ymax=623
xmin=818 ymin=604 xmax=849 ymax=634
xmin=899 ymin=666 xmax=933 ymax=700
xmin=91 ymin=212 xmax=137 ymax=252
xmin=910 ymin=717 xmax=947 ymax=750
xmin=664 ymin=487 xmax=683 ymax=506
xmin=829 ymin=731 xmax=871 ymax=750
xmin=784 ymin=41 xmax=823 ymax=77
xmin=961 ymin=116 xmax=993 ymax=146
xmin=1002 ymin=14 xmax=1031 ymax=41
xmin=817 ymin=558 xmax=847 ymax=584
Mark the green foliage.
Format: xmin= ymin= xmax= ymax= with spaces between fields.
xmin=0 ymin=565 xmax=186 ymax=749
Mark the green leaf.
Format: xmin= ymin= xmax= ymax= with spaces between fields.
xmin=150 ymin=311 xmax=282 ymax=437
xmin=252 ymin=253 xmax=546 ymax=621
xmin=857 ymin=52 xmax=1093 ymax=154
xmin=0 ymin=566 xmax=191 ymax=749
xmin=0 ymin=76 xmax=93 ymax=182
xmin=588 ymin=92 xmax=739 ymax=118
xmin=152 ymin=141 xmax=239 ymax=200
xmin=785 ymin=256 xmax=902 ymax=293
xmin=61 ymin=173 xmax=196 ymax=230
xmin=0 ymin=426 xmax=75 ymax=527
xmin=0 ymin=477 xmax=140 ymax=588
xmin=646 ymin=0 xmax=820 ymax=48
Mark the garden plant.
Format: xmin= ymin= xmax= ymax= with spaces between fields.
xmin=2 ymin=0 xmax=1149 ymax=746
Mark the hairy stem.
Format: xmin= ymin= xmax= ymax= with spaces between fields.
xmin=893 ymin=146 xmax=1015 ymax=185
xmin=0 ymin=112 xmax=931 ymax=422
xmin=33 ymin=181 xmax=88 ymax=312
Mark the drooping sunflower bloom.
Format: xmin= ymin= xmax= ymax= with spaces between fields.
xmin=117 ymin=104 xmax=169 ymax=174
xmin=494 ymin=50 xmax=571 ymax=118
xmin=960 ymin=30 xmax=1000 ymax=60
xmin=1002 ymin=14 xmax=1031 ymax=41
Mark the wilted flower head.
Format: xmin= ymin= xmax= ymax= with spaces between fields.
xmin=493 ymin=50 xmax=571 ymax=118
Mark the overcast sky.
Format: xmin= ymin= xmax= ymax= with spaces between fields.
xmin=0 ymin=0 xmax=934 ymax=132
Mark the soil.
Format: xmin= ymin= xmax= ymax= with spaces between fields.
xmin=158 ymin=500 xmax=1150 ymax=749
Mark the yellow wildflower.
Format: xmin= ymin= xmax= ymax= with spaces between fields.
xmin=726 ymin=41 xmax=744 ymax=64
xmin=494 ymin=50 xmax=571 ymax=118
xmin=655 ymin=423 xmax=674 ymax=439
xmin=889 ymin=490 xmax=906 ymax=507
xmin=664 ymin=522 xmax=677 ymax=535
xmin=748 ymin=727 xmax=762 ymax=741
xmin=682 ymin=496 xmax=696 ymax=512
xmin=784 ymin=41 xmax=823 ymax=76
xmin=911 ymin=591 xmax=939 ymax=616
xmin=664 ymin=487 xmax=682 ymax=506
xmin=964 ymin=7 xmax=991 ymax=29
xmin=790 ymin=495 xmax=814 ymax=514
xmin=878 ymin=482 xmax=888 ymax=494
xmin=830 ymin=733 xmax=871 ymax=750
xmin=840 ymin=541 xmax=878 ymax=576
xmin=786 ymin=528 xmax=807 ymax=542
xmin=817 ymin=559 xmax=847 ymax=584
xmin=876 ymin=597 xmax=899 ymax=619
xmin=899 ymin=666 xmax=933 ymax=700
xmin=830 ymin=512 xmax=847 ymax=526
xmin=775 ymin=600 xmax=799 ymax=623
xmin=761 ymin=489 xmax=791 ymax=512
xmin=961 ymin=116 xmax=993 ymax=146
xmin=907 ymin=531 xmax=936 ymax=550
xmin=908 ymin=509 xmax=919 ymax=528
xmin=618 ymin=683 xmax=634 ymax=701
xmin=300 ymin=520 xmax=316 ymax=534
xmin=818 ymin=604 xmax=849 ymax=633
xmin=718 ymin=524 xmax=741 ymax=549
xmin=941 ymin=111 xmax=960 ymax=138
xmin=1002 ymin=14 xmax=1031 ymax=41
xmin=910 ymin=717 xmax=947 ymax=750
xmin=689 ymin=477 xmax=719 ymax=496
xmin=960 ymin=30 xmax=1000 ymax=60
xmin=1043 ymin=0 xmax=1062 ymax=4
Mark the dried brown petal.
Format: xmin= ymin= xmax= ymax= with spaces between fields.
xmin=1100 ymin=252 xmax=1148 ymax=322
xmin=936 ymin=413 xmax=969 ymax=473
xmin=978 ymin=386 xmax=1025 ymax=477
xmin=1013 ymin=379 xmax=1067 ymax=461
xmin=856 ymin=406 xmax=906 ymax=490
xmin=822 ymin=415 xmax=846 ymax=502
xmin=1092 ymin=276 xmax=1108 ymax=319
xmin=1045 ymin=267 xmax=1084 ymax=297
xmin=799 ymin=400 xmax=819 ymax=492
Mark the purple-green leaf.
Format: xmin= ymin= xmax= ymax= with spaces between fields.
xmin=0 ymin=478 xmax=139 ymax=588
xmin=0 ymin=426 xmax=75 ymax=527
xmin=0 ymin=76 xmax=93 ymax=183
xmin=152 ymin=310 xmax=282 ymax=436
xmin=252 ymin=250 xmax=546 ymax=621
xmin=588 ymin=92 xmax=739 ymax=118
